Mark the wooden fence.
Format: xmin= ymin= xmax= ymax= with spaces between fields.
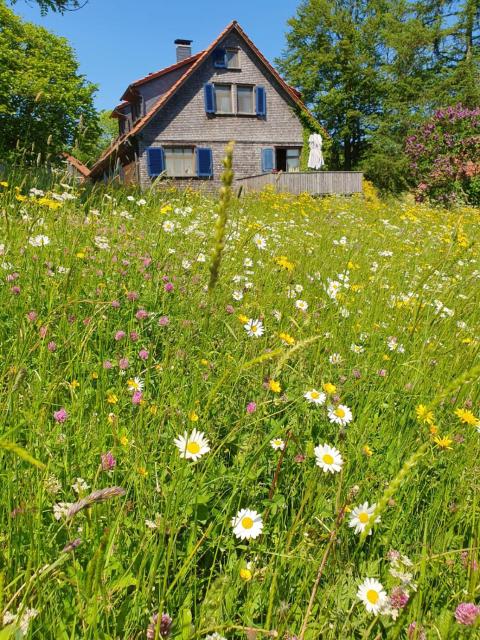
xmin=236 ymin=171 xmax=363 ymax=196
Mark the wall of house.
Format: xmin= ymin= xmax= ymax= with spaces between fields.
xmin=135 ymin=32 xmax=304 ymax=188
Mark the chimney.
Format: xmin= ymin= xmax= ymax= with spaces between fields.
xmin=175 ymin=39 xmax=193 ymax=63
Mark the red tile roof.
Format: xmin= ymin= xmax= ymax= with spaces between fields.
xmin=62 ymin=152 xmax=90 ymax=178
xmin=90 ymin=21 xmax=324 ymax=178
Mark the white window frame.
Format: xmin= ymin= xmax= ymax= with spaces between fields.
xmin=286 ymin=148 xmax=301 ymax=172
xmin=164 ymin=146 xmax=195 ymax=178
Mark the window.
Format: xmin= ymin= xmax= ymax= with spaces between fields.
xmin=214 ymin=84 xmax=232 ymax=114
xmin=226 ymin=49 xmax=239 ymax=69
xmin=286 ymin=149 xmax=301 ymax=172
xmin=237 ymin=86 xmax=254 ymax=114
xmin=164 ymin=147 xmax=195 ymax=178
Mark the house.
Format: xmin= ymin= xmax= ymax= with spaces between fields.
xmin=89 ymin=21 xmax=325 ymax=188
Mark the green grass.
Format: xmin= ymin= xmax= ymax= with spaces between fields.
xmin=0 ymin=171 xmax=479 ymax=640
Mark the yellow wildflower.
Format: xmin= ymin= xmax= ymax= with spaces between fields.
xmin=188 ymin=410 xmax=199 ymax=422
xmin=138 ymin=466 xmax=148 ymax=477
xmin=160 ymin=204 xmax=172 ymax=214
xmin=454 ymin=408 xmax=478 ymax=426
xmin=429 ymin=424 xmax=439 ymax=435
xmin=362 ymin=445 xmax=373 ymax=457
xmin=268 ymin=379 xmax=281 ymax=393
xmin=149 ymin=404 xmax=158 ymax=415
xmin=15 ymin=194 xmax=27 ymax=202
xmin=238 ymin=314 xmax=249 ymax=324
xmin=69 ymin=380 xmax=80 ymax=389
xmin=107 ymin=393 xmax=118 ymax=404
xmin=119 ymin=434 xmax=129 ymax=447
xmin=107 ymin=412 xmax=116 ymax=424
xmin=322 ymin=382 xmax=336 ymax=395
xmin=0 ymin=181 xmax=8 ymax=187
xmin=240 ymin=568 xmax=252 ymax=581
xmin=278 ymin=332 xmax=295 ymax=346
xmin=274 ymin=256 xmax=295 ymax=272
xmin=433 ymin=435 xmax=453 ymax=450
xmin=416 ymin=404 xmax=434 ymax=425
xmin=91 ymin=372 xmax=98 ymax=380
xmin=200 ymin=358 xmax=209 ymax=366
xmin=76 ymin=252 xmax=85 ymax=259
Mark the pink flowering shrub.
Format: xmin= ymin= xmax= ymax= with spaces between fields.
xmin=405 ymin=104 xmax=480 ymax=205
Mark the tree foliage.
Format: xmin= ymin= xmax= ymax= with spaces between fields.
xmin=277 ymin=0 xmax=480 ymax=192
xmin=8 ymin=0 xmax=86 ymax=15
xmin=0 ymin=0 xmax=99 ymax=163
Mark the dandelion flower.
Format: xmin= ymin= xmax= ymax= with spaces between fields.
xmin=314 ymin=444 xmax=343 ymax=473
xmin=349 ymin=502 xmax=380 ymax=535
xmin=304 ymin=389 xmax=326 ymax=405
xmin=433 ymin=435 xmax=453 ymax=450
xmin=357 ymin=578 xmax=387 ymax=614
xmin=454 ymin=408 xmax=479 ymax=426
xmin=244 ymin=318 xmax=265 ymax=338
xmin=322 ymin=382 xmax=336 ymax=394
xmin=268 ymin=379 xmax=281 ymax=393
xmin=231 ymin=508 xmax=263 ymax=540
xmin=328 ymin=404 xmax=353 ymax=426
xmin=174 ymin=429 xmax=210 ymax=461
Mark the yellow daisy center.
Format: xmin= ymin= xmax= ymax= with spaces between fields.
xmin=323 ymin=454 xmax=334 ymax=465
xmin=311 ymin=391 xmax=319 ymax=399
xmin=335 ymin=408 xmax=346 ymax=418
xmin=241 ymin=517 xmax=254 ymax=529
xmin=359 ymin=512 xmax=369 ymax=524
xmin=251 ymin=325 xmax=257 ymax=332
xmin=187 ymin=441 xmax=201 ymax=454
xmin=366 ymin=589 xmax=379 ymax=604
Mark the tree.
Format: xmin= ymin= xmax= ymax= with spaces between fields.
xmin=8 ymin=0 xmax=87 ymax=15
xmin=0 ymin=1 xmax=100 ymax=163
xmin=276 ymin=0 xmax=387 ymax=171
xmin=277 ymin=0 xmax=480 ymax=192
xmin=74 ymin=109 xmax=118 ymax=166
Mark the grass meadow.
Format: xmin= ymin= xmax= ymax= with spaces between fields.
xmin=0 ymin=165 xmax=479 ymax=640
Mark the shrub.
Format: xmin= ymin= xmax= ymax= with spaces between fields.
xmin=405 ymin=104 xmax=480 ymax=206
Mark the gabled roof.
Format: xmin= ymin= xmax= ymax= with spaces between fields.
xmin=122 ymin=51 xmax=204 ymax=99
xmin=62 ymin=152 xmax=90 ymax=178
xmin=90 ymin=21 xmax=324 ymax=178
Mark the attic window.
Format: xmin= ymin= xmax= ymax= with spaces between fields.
xmin=226 ymin=49 xmax=239 ymax=69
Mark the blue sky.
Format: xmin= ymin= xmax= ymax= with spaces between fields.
xmin=15 ymin=0 xmax=299 ymax=111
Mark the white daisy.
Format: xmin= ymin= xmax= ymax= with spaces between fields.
xmin=28 ymin=234 xmax=50 ymax=247
xmin=205 ymin=633 xmax=227 ymax=640
xmin=244 ymin=318 xmax=264 ymax=338
xmin=350 ymin=343 xmax=365 ymax=354
xmin=329 ymin=353 xmax=343 ymax=365
xmin=357 ymin=578 xmax=387 ymax=614
xmin=232 ymin=290 xmax=244 ymax=301
xmin=253 ymin=234 xmax=266 ymax=250
xmin=174 ymin=429 xmax=210 ymax=461
xmin=349 ymin=502 xmax=380 ymax=535
xmin=270 ymin=438 xmax=285 ymax=451
xmin=328 ymin=404 xmax=353 ymax=426
xmin=295 ymin=299 xmax=308 ymax=312
xmin=314 ymin=444 xmax=343 ymax=473
xmin=127 ymin=376 xmax=144 ymax=392
xmin=231 ymin=508 xmax=263 ymax=540
xmin=304 ymin=389 xmax=326 ymax=405
xmin=163 ymin=220 xmax=175 ymax=233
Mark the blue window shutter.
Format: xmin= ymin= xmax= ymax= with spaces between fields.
xmin=256 ymin=86 xmax=267 ymax=117
xmin=261 ymin=148 xmax=274 ymax=173
xmin=204 ymin=84 xmax=216 ymax=114
xmin=213 ymin=48 xmax=227 ymax=68
xmin=196 ymin=148 xmax=213 ymax=178
xmin=146 ymin=147 xmax=165 ymax=177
